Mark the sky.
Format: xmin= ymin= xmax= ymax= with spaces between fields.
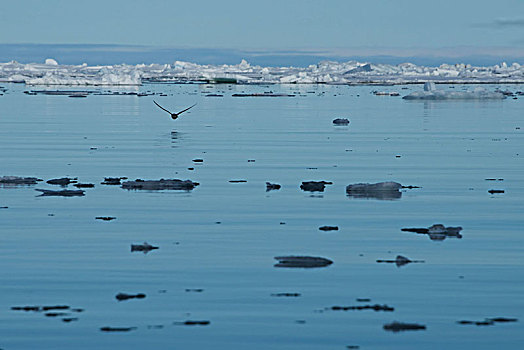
xmin=1 ymin=0 xmax=523 ymax=65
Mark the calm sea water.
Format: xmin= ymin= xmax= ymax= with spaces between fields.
xmin=0 ymin=82 xmax=522 ymax=349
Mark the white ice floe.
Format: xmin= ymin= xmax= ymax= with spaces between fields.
xmin=402 ymin=82 xmax=506 ymax=100
xmin=0 ymin=58 xmax=523 ymax=86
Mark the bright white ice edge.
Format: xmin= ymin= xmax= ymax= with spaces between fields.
xmin=0 ymin=58 xmax=523 ymax=86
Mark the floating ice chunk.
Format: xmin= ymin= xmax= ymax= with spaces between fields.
xmin=424 ymin=82 xmax=436 ymax=91
xmin=45 ymin=58 xmax=58 ymax=66
xmin=346 ymin=181 xmax=403 ymax=200
xmin=121 ymin=179 xmax=199 ymax=191
xmin=404 ymin=83 xmax=505 ymax=100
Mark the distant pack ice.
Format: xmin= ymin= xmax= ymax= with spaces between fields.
xmin=0 ymin=58 xmax=523 ymax=85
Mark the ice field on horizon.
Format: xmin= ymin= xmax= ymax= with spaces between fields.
xmin=0 ymin=58 xmax=523 ymax=86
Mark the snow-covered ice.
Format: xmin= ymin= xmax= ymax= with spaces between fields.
xmin=0 ymin=58 xmax=523 ymax=86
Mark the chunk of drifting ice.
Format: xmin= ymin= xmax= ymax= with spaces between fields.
xmin=274 ymin=256 xmax=333 ymax=268
xmin=424 ymin=82 xmax=436 ymax=91
xmin=404 ymin=83 xmax=505 ymax=100
xmin=346 ymin=182 xmax=402 ymax=200
xmin=121 ymin=179 xmax=199 ymax=191
xmin=45 ymin=58 xmax=58 ymax=66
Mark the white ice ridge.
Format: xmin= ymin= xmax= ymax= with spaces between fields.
xmin=0 ymin=58 xmax=523 ymax=86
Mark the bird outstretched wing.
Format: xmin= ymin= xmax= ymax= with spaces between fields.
xmin=176 ymin=103 xmax=197 ymax=116
xmin=153 ymin=100 xmax=173 ymax=115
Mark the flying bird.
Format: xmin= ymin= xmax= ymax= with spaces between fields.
xmin=154 ymin=100 xmax=196 ymax=120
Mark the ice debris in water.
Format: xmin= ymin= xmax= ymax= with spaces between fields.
xmin=402 ymin=224 xmax=463 ymax=241
xmin=346 ymin=181 xmax=403 ymax=200
xmin=1 ymin=59 xmax=523 ymax=85
xmin=274 ymin=256 xmax=333 ymax=268
xmin=121 ymin=179 xmax=199 ymax=191
xmin=403 ymin=82 xmax=506 ymax=100
xmin=0 ymin=176 xmax=42 ymax=186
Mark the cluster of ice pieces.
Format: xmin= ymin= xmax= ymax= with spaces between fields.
xmin=0 ymin=58 xmax=523 ymax=86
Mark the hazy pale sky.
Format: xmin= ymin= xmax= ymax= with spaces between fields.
xmin=1 ymin=0 xmax=523 ymax=55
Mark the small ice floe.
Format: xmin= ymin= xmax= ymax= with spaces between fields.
xmin=121 ymin=179 xmax=199 ymax=191
xmin=101 ymin=177 xmax=127 ymax=185
xmin=346 ymin=181 xmax=405 ymax=200
xmin=300 ymin=181 xmax=333 ymax=192
xmin=46 ymin=177 xmax=78 ymax=186
xmin=131 ymin=242 xmax=159 ymax=253
xmin=100 ymin=326 xmax=137 ymax=332
xmin=232 ymin=93 xmax=295 ymax=97
xmin=11 ymin=305 xmax=70 ymax=312
xmin=332 ymin=118 xmax=350 ymax=125
xmin=376 ymin=255 xmax=424 ymax=267
xmin=0 ymin=176 xmax=42 ymax=186
xmin=401 ymin=224 xmax=463 ymax=241
xmin=35 ymin=189 xmax=85 ymax=197
xmin=383 ymin=322 xmax=426 ymax=332
xmin=271 ymin=293 xmax=301 ymax=297
xmin=74 ymin=183 xmax=95 ymax=188
xmin=319 ymin=226 xmax=339 ymax=231
xmin=95 ymin=216 xmax=116 ymax=221
xmin=403 ymin=82 xmax=505 ymax=100
xmin=330 ymin=304 xmax=394 ymax=312
xmin=266 ymin=182 xmax=281 ymax=191
xmin=457 ymin=317 xmax=518 ymax=326
xmin=173 ymin=320 xmax=210 ymax=326
xmin=115 ymin=293 xmax=146 ymax=301
xmin=274 ymin=256 xmax=333 ymax=268
xmin=373 ymin=91 xmax=400 ymax=96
